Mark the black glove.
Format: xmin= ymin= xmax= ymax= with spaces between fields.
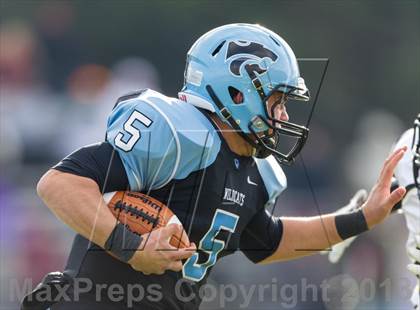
xmin=21 ymin=271 xmax=73 ymax=310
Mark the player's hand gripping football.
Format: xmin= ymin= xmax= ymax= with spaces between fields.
xmin=361 ymin=147 xmax=407 ymax=228
xmin=128 ymin=223 xmax=196 ymax=275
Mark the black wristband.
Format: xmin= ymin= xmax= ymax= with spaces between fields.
xmin=335 ymin=209 xmax=369 ymax=240
xmin=104 ymin=223 xmax=143 ymax=262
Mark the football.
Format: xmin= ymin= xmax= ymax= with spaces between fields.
xmin=103 ymin=191 xmax=190 ymax=248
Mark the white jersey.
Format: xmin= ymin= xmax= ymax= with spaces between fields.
xmin=393 ymin=123 xmax=420 ymax=308
xmin=394 ymin=128 xmax=418 ymax=189
xmin=393 ymin=128 xmax=420 ymax=238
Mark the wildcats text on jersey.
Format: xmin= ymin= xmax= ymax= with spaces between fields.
xmin=223 ymin=187 xmax=246 ymax=206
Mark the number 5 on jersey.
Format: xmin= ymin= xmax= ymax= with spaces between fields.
xmin=114 ymin=110 xmax=153 ymax=152
xmin=183 ymin=209 xmax=239 ymax=282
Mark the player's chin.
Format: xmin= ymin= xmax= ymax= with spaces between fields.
xmin=267 ymin=122 xmax=283 ymax=135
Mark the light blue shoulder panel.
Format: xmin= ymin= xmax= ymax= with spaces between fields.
xmin=254 ymin=155 xmax=287 ymax=207
xmin=106 ymin=89 xmax=221 ymax=191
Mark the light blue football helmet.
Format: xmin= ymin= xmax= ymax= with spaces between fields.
xmin=179 ymin=23 xmax=311 ymax=164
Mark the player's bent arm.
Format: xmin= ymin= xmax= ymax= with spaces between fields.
xmin=38 ymin=143 xmax=195 ymax=274
xmin=37 ymin=169 xmax=116 ymax=248
xmin=259 ymin=146 xmax=407 ymax=264
xmin=37 ymin=170 xmax=194 ymax=274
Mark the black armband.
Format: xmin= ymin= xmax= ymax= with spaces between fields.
xmin=105 ymin=223 xmax=143 ymax=262
xmin=335 ymin=209 xmax=369 ymax=240
xmin=21 ymin=271 xmax=74 ymax=310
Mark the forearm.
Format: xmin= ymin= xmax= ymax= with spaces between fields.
xmin=37 ymin=169 xmax=116 ymax=248
xmin=261 ymin=214 xmax=342 ymax=263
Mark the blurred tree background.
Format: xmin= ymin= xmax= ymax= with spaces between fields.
xmin=2 ymin=1 xmax=418 ymax=113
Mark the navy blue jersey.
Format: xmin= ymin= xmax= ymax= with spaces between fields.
xmin=52 ymin=89 xmax=286 ymax=309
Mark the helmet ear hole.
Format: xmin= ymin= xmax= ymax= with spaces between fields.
xmin=228 ymin=86 xmax=244 ymax=104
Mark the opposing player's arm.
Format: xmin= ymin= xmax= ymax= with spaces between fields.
xmin=242 ymin=146 xmax=407 ymax=264
xmin=322 ymin=126 xmax=417 ymax=264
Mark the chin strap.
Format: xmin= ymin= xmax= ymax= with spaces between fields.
xmin=205 ymin=85 xmax=260 ymax=147
xmin=205 ymin=84 xmax=308 ymax=164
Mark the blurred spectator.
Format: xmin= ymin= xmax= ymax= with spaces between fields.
xmin=55 ymin=57 xmax=160 ymax=156
xmin=343 ymin=110 xmax=405 ymax=190
xmin=35 ymin=0 xmax=82 ymax=91
xmin=0 ymin=21 xmax=43 ymax=88
xmin=0 ymin=20 xmax=60 ymax=164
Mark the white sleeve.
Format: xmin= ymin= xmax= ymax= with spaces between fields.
xmin=394 ymin=117 xmax=420 ymax=309
xmin=393 ymin=129 xmax=416 ymax=188
xmin=392 ymin=127 xmax=420 ymax=251
xmin=402 ymin=190 xmax=420 ymax=248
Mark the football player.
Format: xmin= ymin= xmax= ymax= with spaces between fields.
xmin=322 ymin=114 xmax=420 ymax=308
xmin=23 ymin=24 xmax=407 ymax=309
